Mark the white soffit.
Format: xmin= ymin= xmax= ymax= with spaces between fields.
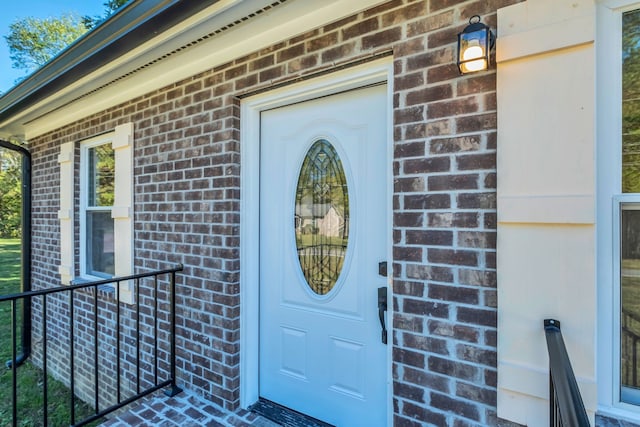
xmin=15 ymin=0 xmax=385 ymax=139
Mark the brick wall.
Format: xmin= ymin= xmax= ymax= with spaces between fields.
xmin=28 ymin=0 xmax=521 ymax=424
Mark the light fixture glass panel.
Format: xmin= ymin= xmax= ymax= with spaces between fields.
xmin=460 ymin=31 xmax=488 ymax=73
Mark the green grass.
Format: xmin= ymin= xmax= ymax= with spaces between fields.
xmin=0 ymin=239 xmax=100 ymax=426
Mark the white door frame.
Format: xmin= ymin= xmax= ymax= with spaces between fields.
xmin=239 ymin=57 xmax=394 ymax=424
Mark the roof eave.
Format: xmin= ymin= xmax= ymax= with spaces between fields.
xmin=0 ymin=0 xmax=221 ymax=129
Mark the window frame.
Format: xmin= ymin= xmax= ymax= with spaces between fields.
xmin=597 ymin=0 xmax=640 ymax=417
xmin=613 ymin=195 xmax=640 ymax=407
xmin=79 ymin=134 xmax=116 ymax=281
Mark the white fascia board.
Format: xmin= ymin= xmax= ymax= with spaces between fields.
xmin=16 ymin=0 xmax=385 ymax=139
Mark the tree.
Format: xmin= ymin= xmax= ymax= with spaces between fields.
xmin=0 ymin=149 xmax=21 ymax=238
xmin=83 ymin=0 xmax=130 ymax=29
xmin=4 ymin=0 xmax=130 ymax=77
xmin=5 ymin=14 xmax=88 ymax=74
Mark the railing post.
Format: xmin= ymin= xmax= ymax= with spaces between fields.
xmin=164 ymin=266 xmax=182 ymax=397
xmin=115 ymin=281 xmax=121 ymax=405
xmin=11 ymin=299 xmax=17 ymax=427
xmin=549 ymin=374 xmax=555 ymax=427
xmin=70 ymin=289 xmax=75 ymax=425
xmin=93 ymin=290 xmax=99 ymax=414
xmin=43 ymin=297 xmax=48 ymax=427
xmin=544 ymin=319 xmax=590 ymax=427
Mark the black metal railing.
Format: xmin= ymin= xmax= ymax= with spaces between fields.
xmin=2 ymin=264 xmax=183 ymax=427
xmin=544 ymin=319 xmax=590 ymax=427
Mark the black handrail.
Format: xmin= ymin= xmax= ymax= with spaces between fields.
xmin=4 ymin=264 xmax=183 ymax=427
xmin=544 ymin=319 xmax=590 ymax=427
xmin=0 ymin=139 xmax=32 ymax=368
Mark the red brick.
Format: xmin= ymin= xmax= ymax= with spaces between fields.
xmin=323 ymin=15 xmax=358 ymax=33
xmin=395 ymin=177 xmax=426 ymax=192
xmin=395 ymin=38 xmax=426 ymax=57
xmin=431 ymin=392 xmax=480 ymax=421
xmin=396 ymin=72 xmax=424 ymax=91
xmin=428 ymin=212 xmax=479 ymax=228
xmin=404 ymin=298 xmax=450 ymax=318
xmin=363 ymin=27 xmax=402 ymax=49
xmin=457 ymin=307 xmax=497 ymax=327
xmin=394 ymin=212 xmax=424 ymax=227
xmin=342 ymin=17 xmax=379 ymax=40
xmin=428 ymin=356 xmax=479 ymax=381
xmin=306 ymin=33 xmax=339 ymax=52
xmin=363 ymin=0 xmax=404 ymax=18
xmin=457 ymin=73 xmax=496 ymax=96
xmin=405 ymin=264 xmax=454 ymax=283
xmin=456 ymin=113 xmax=497 ymax=133
xmin=403 ymin=367 xmax=451 ymax=393
xmin=456 ymin=152 xmax=496 ymax=170
xmin=277 ymin=44 xmax=305 ymax=62
xmin=287 ymin=55 xmax=319 ymax=73
xmin=403 ymin=332 xmax=449 ymax=355
xmin=394 ymin=141 xmax=425 ymax=159
xmin=428 ymin=284 xmax=479 ymax=304
xmin=400 ymin=402 xmax=447 ymax=426
xmin=457 ymin=193 xmax=495 ymax=211
xmin=430 ymin=0 xmax=464 ymax=12
xmin=393 ymin=280 xmax=424 ymax=298
xmin=428 ymin=248 xmax=478 ymax=266
xmin=394 ymin=380 xmax=426 ymax=403
xmin=403 ymin=157 xmax=451 ymax=174
xmin=428 ymin=320 xmax=480 ymax=343
xmin=405 ymin=194 xmax=451 ymax=210
xmin=395 ymin=106 xmax=425 ymax=124
xmin=259 ymin=65 xmax=285 ymax=83
xmin=428 ymin=174 xmax=479 ymax=191
xmin=248 ymin=55 xmax=274 ymax=71
xmin=458 ymin=231 xmax=496 ymax=249
xmin=224 ymin=64 xmax=246 ymax=80
xmin=406 ymin=47 xmax=454 ymax=71
xmin=394 ymin=246 xmax=423 ymax=262
xmin=406 ymin=230 xmax=453 ymax=246
xmin=428 ymin=97 xmax=478 ymax=118
xmin=430 ymin=135 xmax=481 ymax=154
xmin=406 ymin=84 xmax=453 ymax=106
xmin=321 ymin=43 xmax=356 ymax=63
xmin=408 ymin=11 xmax=454 ymax=37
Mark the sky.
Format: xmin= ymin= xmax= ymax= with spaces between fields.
xmin=0 ymin=0 xmax=106 ymax=93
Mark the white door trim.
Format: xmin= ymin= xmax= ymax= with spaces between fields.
xmin=239 ymin=57 xmax=394 ymax=425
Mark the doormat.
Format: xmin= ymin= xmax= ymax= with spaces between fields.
xmin=249 ymin=398 xmax=336 ymax=427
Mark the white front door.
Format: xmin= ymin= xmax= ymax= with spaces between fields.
xmin=259 ymin=84 xmax=388 ymax=426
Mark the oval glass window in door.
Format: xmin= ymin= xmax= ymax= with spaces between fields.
xmin=294 ymin=139 xmax=349 ymax=295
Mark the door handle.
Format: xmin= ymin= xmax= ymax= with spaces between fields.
xmin=377 ymin=287 xmax=388 ymax=345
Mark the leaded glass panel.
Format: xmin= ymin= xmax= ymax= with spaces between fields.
xmin=294 ymin=140 xmax=349 ymax=295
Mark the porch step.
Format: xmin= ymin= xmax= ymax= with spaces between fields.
xmin=249 ymin=399 xmax=335 ymax=427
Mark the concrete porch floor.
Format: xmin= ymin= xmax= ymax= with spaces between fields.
xmin=99 ymin=390 xmax=280 ymax=427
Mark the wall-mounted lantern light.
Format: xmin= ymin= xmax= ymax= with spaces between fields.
xmin=457 ymin=15 xmax=495 ymax=74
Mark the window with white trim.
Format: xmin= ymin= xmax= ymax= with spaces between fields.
xmin=618 ymin=6 xmax=640 ymax=406
xmin=59 ymin=123 xmax=133 ymax=302
xmin=80 ymin=137 xmax=115 ymax=278
xmin=599 ymin=1 xmax=640 ymax=415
